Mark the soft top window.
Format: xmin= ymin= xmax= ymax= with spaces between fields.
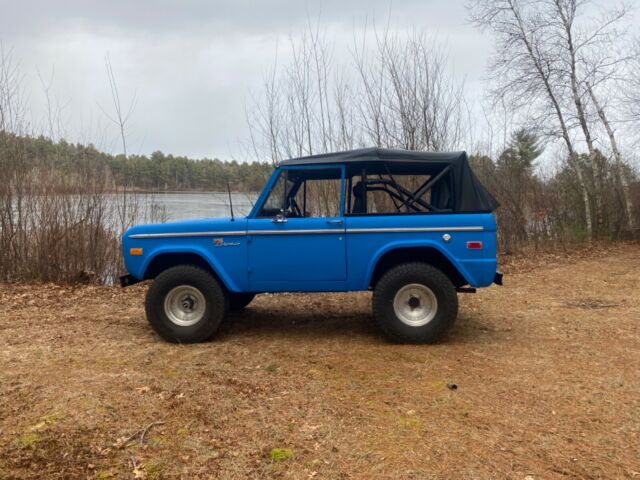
xmin=346 ymin=162 xmax=453 ymax=215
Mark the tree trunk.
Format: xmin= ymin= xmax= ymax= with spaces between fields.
xmin=552 ymin=0 xmax=603 ymax=236
xmin=586 ymin=82 xmax=634 ymax=230
xmin=506 ymin=0 xmax=593 ymax=239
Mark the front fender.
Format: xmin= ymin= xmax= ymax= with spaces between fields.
xmin=139 ymin=245 xmax=242 ymax=292
xmin=364 ymin=240 xmax=476 ymax=288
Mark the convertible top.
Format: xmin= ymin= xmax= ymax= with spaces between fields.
xmin=279 ymin=148 xmax=499 ymax=213
xmin=279 ymin=147 xmax=465 ymax=166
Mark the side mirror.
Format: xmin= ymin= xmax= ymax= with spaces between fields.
xmin=272 ymin=210 xmax=288 ymax=223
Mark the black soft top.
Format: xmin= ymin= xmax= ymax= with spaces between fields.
xmin=279 ymin=147 xmax=465 ymax=166
xmin=279 ymin=147 xmax=499 ymax=213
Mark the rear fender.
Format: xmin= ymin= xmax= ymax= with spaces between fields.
xmin=365 ymin=240 xmax=474 ymax=288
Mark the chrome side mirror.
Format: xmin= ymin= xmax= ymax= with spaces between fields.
xmin=272 ymin=213 xmax=287 ymax=223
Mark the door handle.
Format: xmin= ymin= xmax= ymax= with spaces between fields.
xmin=326 ymin=219 xmax=343 ymax=225
xmin=271 ymin=215 xmax=288 ymax=223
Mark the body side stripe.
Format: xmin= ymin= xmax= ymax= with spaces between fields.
xmin=129 ymin=231 xmax=246 ymax=239
xmin=129 ymin=226 xmax=484 ymax=239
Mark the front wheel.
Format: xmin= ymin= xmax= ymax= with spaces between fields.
xmin=372 ymin=263 xmax=458 ymax=344
xmin=145 ymin=265 xmax=227 ymax=343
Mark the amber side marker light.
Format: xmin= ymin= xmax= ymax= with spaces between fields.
xmin=467 ymin=241 xmax=483 ymax=250
xmin=129 ymin=248 xmax=143 ymax=255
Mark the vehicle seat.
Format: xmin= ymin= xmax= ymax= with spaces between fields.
xmin=352 ymin=182 xmax=366 ymax=214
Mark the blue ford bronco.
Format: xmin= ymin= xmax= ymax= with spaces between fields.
xmin=121 ymin=148 xmax=502 ymax=344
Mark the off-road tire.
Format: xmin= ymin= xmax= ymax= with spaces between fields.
xmin=228 ymin=293 xmax=255 ymax=312
xmin=145 ymin=265 xmax=227 ymax=343
xmin=372 ymin=262 xmax=458 ymax=344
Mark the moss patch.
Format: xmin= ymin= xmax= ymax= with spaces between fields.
xmin=264 ymin=362 xmax=279 ymax=373
xmin=94 ymin=471 xmax=114 ymax=480
xmin=268 ymin=448 xmax=293 ymax=461
xmin=397 ymin=416 xmax=422 ymax=428
xmin=19 ymin=432 xmax=42 ymax=447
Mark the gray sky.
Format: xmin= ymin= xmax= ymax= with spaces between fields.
xmin=3 ymin=0 xmax=493 ymax=159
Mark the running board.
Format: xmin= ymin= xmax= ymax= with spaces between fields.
xmin=456 ymin=287 xmax=476 ymax=294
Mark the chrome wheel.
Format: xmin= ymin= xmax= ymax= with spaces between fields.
xmin=393 ymin=283 xmax=438 ymax=327
xmin=163 ymin=285 xmax=206 ymax=327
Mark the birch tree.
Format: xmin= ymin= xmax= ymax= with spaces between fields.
xmin=469 ymin=0 xmax=594 ymax=237
xmin=468 ymin=0 xmax=635 ymax=238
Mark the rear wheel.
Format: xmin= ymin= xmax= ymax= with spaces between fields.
xmin=228 ymin=292 xmax=255 ymax=311
xmin=372 ymin=262 xmax=458 ymax=344
xmin=145 ymin=265 xmax=227 ymax=343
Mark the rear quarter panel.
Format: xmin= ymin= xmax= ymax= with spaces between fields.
xmin=345 ymin=213 xmax=497 ymax=289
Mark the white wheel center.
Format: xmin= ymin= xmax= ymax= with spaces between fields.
xmin=164 ymin=285 xmax=206 ymax=327
xmin=393 ymin=283 xmax=438 ymax=327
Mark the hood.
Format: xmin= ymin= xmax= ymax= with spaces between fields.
xmin=124 ymin=217 xmax=246 ymax=238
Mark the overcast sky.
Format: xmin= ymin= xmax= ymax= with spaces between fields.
xmin=4 ymin=0 xmax=495 ymax=159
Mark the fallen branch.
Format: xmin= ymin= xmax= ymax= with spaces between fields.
xmin=117 ymin=419 xmax=166 ymax=449
xmin=139 ymin=420 xmax=165 ymax=447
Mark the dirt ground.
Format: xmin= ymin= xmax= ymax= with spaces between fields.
xmin=1 ymin=244 xmax=639 ymax=479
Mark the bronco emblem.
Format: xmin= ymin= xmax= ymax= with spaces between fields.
xmin=214 ymin=238 xmax=240 ymax=247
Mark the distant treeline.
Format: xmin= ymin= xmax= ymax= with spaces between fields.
xmin=8 ymin=133 xmax=274 ymax=192
xmin=0 ymin=131 xmax=272 ymax=283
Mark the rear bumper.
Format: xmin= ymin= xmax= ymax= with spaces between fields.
xmin=493 ymin=271 xmax=503 ymax=286
xmin=120 ymin=274 xmax=142 ymax=288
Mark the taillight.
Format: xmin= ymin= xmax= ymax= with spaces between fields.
xmin=467 ymin=241 xmax=483 ymax=250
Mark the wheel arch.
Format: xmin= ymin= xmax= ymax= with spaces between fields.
xmin=141 ymin=248 xmax=240 ymax=292
xmin=367 ymin=243 xmax=472 ymax=289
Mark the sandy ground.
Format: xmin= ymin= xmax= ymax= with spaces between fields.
xmin=0 ymin=244 xmax=639 ymax=479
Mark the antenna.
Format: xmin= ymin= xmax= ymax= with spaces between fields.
xmin=227 ymin=182 xmax=235 ymax=221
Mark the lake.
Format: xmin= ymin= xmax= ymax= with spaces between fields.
xmin=124 ymin=191 xmax=258 ymax=223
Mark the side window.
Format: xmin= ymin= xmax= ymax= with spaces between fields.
xmin=258 ymin=168 xmax=343 ymax=218
xmin=291 ymin=171 xmax=341 ymax=218
xmin=258 ymin=171 xmax=289 ymax=217
xmin=367 ymin=174 xmax=431 ymax=214
xmin=346 ymin=165 xmax=452 ymax=215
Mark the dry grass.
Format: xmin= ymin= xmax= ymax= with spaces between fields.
xmin=1 ymin=244 xmax=639 ymax=479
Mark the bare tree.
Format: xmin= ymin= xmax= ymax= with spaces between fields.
xmin=332 ymin=72 xmax=357 ymax=151
xmin=586 ymin=81 xmax=634 ymax=228
xmin=307 ymin=15 xmax=335 ymax=152
xmin=37 ymin=67 xmax=67 ymax=142
xmin=246 ymin=48 xmax=284 ymax=164
xmin=100 ymin=53 xmax=136 ymax=158
xmin=0 ymin=46 xmax=131 ymax=283
xmin=547 ymin=0 xmax=635 ymax=232
xmin=354 ymin=30 xmax=467 ymax=151
xmin=469 ymin=0 xmax=596 ymax=237
xmin=469 ymin=0 xmax=636 ymax=238
xmin=0 ymin=43 xmax=27 ymax=135
xmin=627 ymin=39 xmax=640 ymax=140
xmin=98 ymin=53 xmax=143 ymax=237
xmin=248 ymin=22 xmax=468 ymax=162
